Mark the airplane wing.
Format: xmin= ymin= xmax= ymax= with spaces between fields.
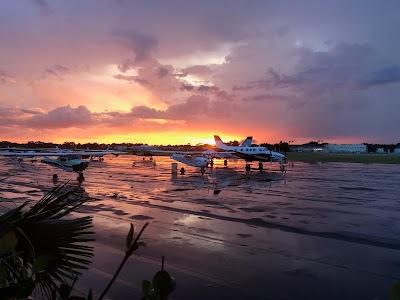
xmin=202 ymin=150 xmax=236 ymax=159
xmin=133 ymin=149 xmax=206 ymax=156
xmin=0 ymin=151 xmax=71 ymax=157
xmin=0 ymin=150 xmax=126 ymax=157
xmin=76 ymin=150 xmax=126 ymax=156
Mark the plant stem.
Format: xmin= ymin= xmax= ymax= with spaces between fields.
xmin=98 ymin=222 xmax=149 ymax=300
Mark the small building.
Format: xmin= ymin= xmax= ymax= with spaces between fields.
xmin=324 ymin=144 xmax=367 ymax=153
xmin=291 ymin=146 xmax=318 ymax=152
xmin=394 ymin=148 xmax=400 ymax=154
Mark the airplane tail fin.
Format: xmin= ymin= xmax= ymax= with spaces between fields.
xmin=241 ymin=136 xmax=253 ymax=147
xmin=214 ymin=135 xmax=227 ymax=149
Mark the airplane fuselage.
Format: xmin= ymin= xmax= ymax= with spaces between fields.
xmin=170 ymin=153 xmax=210 ymax=168
xmin=41 ymin=155 xmax=89 ymax=173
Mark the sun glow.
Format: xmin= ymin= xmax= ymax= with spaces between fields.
xmin=198 ymin=137 xmax=216 ymax=146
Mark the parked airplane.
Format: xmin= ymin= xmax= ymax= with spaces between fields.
xmin=41 ymin=154 xmax=90 ymax=173
xmin=214 ymin=135 xmax=286 ymax=164
xmin=170 ymin=152 xmax=210 ymax=168
xmin=0 ymin=149 xmax=125 ymax=173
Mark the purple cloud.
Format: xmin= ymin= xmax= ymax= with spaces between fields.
xmin=26 ymin=105 xmax=94 ymax=128
xmin=113 ymin=30 xmax=158 ymax=63
xmin=360 ymin=66 xmax=400 ymax=87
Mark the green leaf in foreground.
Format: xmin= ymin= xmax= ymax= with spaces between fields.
xmin=32 ymin=254 xmax=50 ymax=274
xmin=0 ymin=230 xmax=18 ymax=255
xmin=152 ymin=270 xmax=176 ymax=297
xmin=142 ymin=279 xmax=152 ymax=296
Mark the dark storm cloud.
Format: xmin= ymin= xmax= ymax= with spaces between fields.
xmin=112 ymin=30 xmax=158 ymax=63
xmin=248 ymin=43 xmax=399 ymax=98
xmin=360 ymin=65 xmax=400 ymax=87
xmin=225 ymin=40 xmax=400 ymax=142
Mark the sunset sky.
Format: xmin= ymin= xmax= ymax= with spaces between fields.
xmin=1 ymin=0 xmax=399 ymax=145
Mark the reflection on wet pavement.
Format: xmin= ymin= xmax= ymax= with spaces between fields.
xmin=1 ymin=156 xmax=400 ymax=299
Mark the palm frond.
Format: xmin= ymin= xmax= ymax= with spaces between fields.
xmin=0 ymin=183 xmax=94 ymax=298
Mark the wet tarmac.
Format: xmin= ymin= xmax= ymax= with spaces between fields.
xmin=1 ymin=155 xmax=400 ymax=299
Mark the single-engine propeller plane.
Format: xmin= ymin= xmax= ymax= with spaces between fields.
xmin=0 ymin=149 xmax=126 ymax=175
xmin=170 ymin=152 xmax=210 ymax=168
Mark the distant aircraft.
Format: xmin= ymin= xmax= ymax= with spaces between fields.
xmin=214 ymin=135 xmax=286 ymax=168
xmin=0 ymin=149 xmax=126 ymax=174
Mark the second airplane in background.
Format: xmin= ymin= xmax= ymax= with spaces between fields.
xmin=214 ymin=135 xmax=286 ymax=164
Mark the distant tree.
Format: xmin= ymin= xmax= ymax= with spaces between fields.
xmin=260 ymin=143 xmax=273 ymax=150
xmin=226 ymin=140 xmax=239 ymax=146
xmin=305 ymin=141 xmax=320 ymax=146
xmin=279 ymin=142 xmax=290 ymax=153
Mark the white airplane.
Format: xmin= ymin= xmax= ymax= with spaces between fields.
xmin=41 ymin=154 xmax=90 ymax=173
xmin=0 ymin=149 xmax=125 ymax=173
xmin=170 ymin=152 xmax=210 ymax=168
xmin=214 ymin=135 xmax=286 ymax=164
